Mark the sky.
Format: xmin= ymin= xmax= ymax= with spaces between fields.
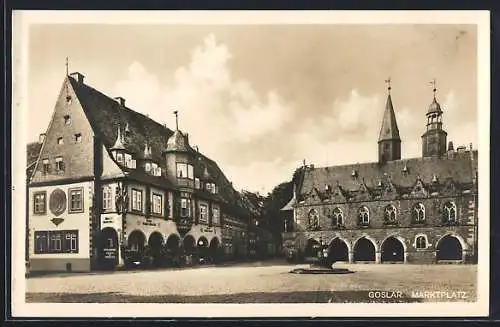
xmin=27 ymin=24 xmax=478 ymax=194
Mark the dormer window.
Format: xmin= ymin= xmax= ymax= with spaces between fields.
xmin=74 ymin=133 xmax=82 ymax=143
xmin=145 ymin=162 xmax=151 ymax=173
xmin=206 ymin=183 xmax=212 ymax=192
xmin=64 ymin=115 xmax=71 ymax=125
xmin=55 ymin=157 xmax=64 ymax=172
xmin=42 ymin=159 xmax=50 ymax=174
xmin=116 ymin=153 xmax=123 ymax=163
xmin=57 ymin=137 xmax=64 ymax=145
xmin=351 ymin=169 xmax=358 ymax=179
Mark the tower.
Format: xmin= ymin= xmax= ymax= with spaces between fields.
xmin=378 ymin=78 xmax=401 ymax=163
xmin=421 ymin=79 xmax=447 ymax=157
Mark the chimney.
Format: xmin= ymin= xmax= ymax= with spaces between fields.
xmin=70 ymin=72 xmax=85 ymax=84
xmin=39 ymin=133 xmax=46 ymax=144
xmin=114 ymin=97 xmax=126 ymax=107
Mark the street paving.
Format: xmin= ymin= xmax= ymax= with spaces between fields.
xmin=26 ymin=262 xmax=477 ymax=303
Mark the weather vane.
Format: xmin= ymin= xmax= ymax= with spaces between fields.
xmin=385 ymin=76 xmax=392 ymax=93
xmin=430 ymin=78 xmax=437 ymax=97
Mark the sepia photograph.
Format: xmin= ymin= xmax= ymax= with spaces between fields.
xmin=11 ymin=10 xmax=490 ymax=318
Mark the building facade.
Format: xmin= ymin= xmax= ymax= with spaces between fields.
xmin=282 ymin=86 xmax=478 ymax=264
xmin=27 ymin=72 xmax=252 ymax=272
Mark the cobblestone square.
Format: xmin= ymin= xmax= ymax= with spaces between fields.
xmin=26 ymin=262 xmax=477 ymax=303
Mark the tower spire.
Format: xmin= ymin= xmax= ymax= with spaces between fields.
xmin=378 ymin=77 xmax=401 ymax=163
xmin=65 ymin=57 xmax=69 ymax=76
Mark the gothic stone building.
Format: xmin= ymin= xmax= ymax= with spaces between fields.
xmin=282 ymin=87 xmax=478 ymax=264
xmin=27 ymin=72 xmax=251 ymax=272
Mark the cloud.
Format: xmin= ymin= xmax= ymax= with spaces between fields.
xmin=114 ymin=34 xmax=293 ymax=192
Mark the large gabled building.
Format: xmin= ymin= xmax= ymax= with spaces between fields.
xmin=27 ymin=71 xmax=251 ymax=272
xmin=282 ymin=84 xmax=478 ymax=264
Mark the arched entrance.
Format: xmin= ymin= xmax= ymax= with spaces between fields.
xmin=197 ymin=237 xmax=209 ymax=264
xmin=381 ymin=236 xmax=405 ymax=263
xmin=436 ymin=235 xmax=463 ymax=261
xmin=328 ymin=238 xmax=349 ymax=263
xmin=126 ymin=230 xmax=146 ymax=267
xmin=305 ymin=238 xmax=322 ymax=258
xmin=99 ymin=227 xmax=119 ymax=270
xmin=209 ymin=237 xmax=221 ymax=264
xmin=183 ymin=235 xmax=196 ymax=265
xmin=148 ymin=232 xmax=164 ymax=267
xmin=165 ymin=234 xmax=181 ymax=266
xmin=353 ymin=237 xmax=376 ymax=262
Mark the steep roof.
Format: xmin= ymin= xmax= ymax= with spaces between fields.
xmin=298 ymin=151 xmax=477 ymax=200
xmin=378 ymin=93 xmax=401 ymax=142
xmin=26 ymin=142 xmax=42 ymax=178
xmin=68 ymin=75 xmax=248 ymax=216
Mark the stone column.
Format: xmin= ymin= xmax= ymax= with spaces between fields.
xmin=375 ymin=251 xmax=381 ymax=264
xmin=348 ymin=251 xmax=354 ymax=263
xmin=404 ymin=251 xmax=408 ymax=264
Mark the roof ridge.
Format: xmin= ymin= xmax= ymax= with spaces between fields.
xmin=68 ymin=75 xmax=173 ymax=134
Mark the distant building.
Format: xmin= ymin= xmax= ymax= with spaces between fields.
xmin=27 ymin=71 xmax=251 ymax=272
xmin=282 ymin=84 xmax=478 ymax=264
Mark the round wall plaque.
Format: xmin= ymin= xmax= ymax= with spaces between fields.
xmin=49 ymin=188 xmax=67 ymax=216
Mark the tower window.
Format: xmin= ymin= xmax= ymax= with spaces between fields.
xmin=57 ymin=137 xmax=64 ymax=145
xmin=64 ymin=115 xmax=71 ymax=125
xmin=74 ymin=133 xmax=82 ymax=143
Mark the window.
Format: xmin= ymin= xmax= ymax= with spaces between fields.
xmin=332 ymin=207 xmax=343 ymax=227
xmin=412 ymin=203 xmax=425 ymax=223
xmin=64 ymin=115 xmax=71 ymax=125
xmin=152 ymin=193 xmax=162 ymax=215
xmin=131 ymin=189 xmax=143 ymax=212
xmin=57 ymin=137 xmax=64 ymax=145
xmin=443 ymin=202 xmax=457 ymax=224
xmin=33 ymin=191 xmax=46 ymax=214
xmin=145 ymin=162 xmax=151 ymax=173
xmin=34 ymin=230 xmax=79 ymax=254
xmin=308 ymin=209 xmax=320 ymax=230
xmin=358 ymin=206 xmax=370 ymax=225
xmin=212 ymin=207 xmax=220 ymax=225
xmin=199 ymin=204 xmax=208 ymax=223
xmin=195 ymin=178 xmax=200 ymax=189
xmin=116 ymin=152 xmax=123 ymax=163
xmin=206 ymin=183 xmax=212 ymax=192
xmin=42 ymin=159 xmax=50 ymax=174
xmin=176 ymin=163 xmax=194 ymax=179
xmin=74 ymin=133 xmax=82 ymax=143
xmin=415 ymin=235 xmax=427 ymax=249
xmin=69 ymin=188 xmax=83 ymax=213
xmin=384 ymin=204 xmax=397 ymax=224
xmin=55 ymin=157 xmax=64 ymax=172
xmin=180 ymin=198 xmax=191 ymax=217
xmin=102 ymin=186 xmax=112 ymax=211
xmin=51 ymin=233 xmax=62 ymax=251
